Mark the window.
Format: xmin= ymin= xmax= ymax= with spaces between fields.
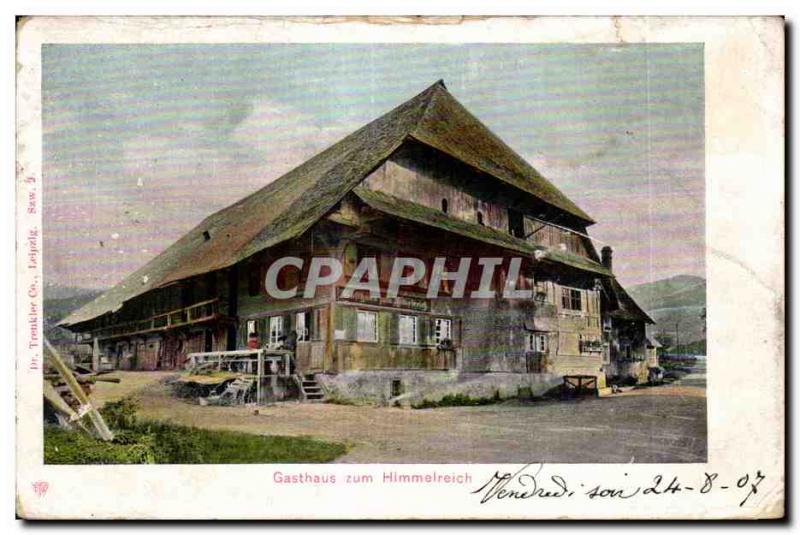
xmin=357 ymin=310 xmax=378 ymax=342
xmin=441 ymin=198 xmax=449 ymax=213
xmin=391 ymin=379 xmax=403 ymax=398
xmin=246 ymin=319 xmax=259 ymax=348
xmin=296 ymin=311 xmax=309 ymax=341
xmin=534 ymin=279 xmax=550 ymax=303
xmin=269 ymin=316 xmax=284 ymax=345
xmin=526 ymin=333 xmax=548 ymax=353
xmin=181 ymin=283 xmax=195 ymax=306
xmin=476 ymin=211 xmax=484 ymax=225
xmin=246 ymin=320 xmax=258 ymax=336
xmin=434 ymin=318 xmax=452 ymax=345
xmin=205 ymin=272 xmax=217 ymax=297
xmin=204 ymin=330 xmax=213 ymax=352
xmin=508 ymin=209 xmax=524 ymax=238
xmin=248 ymin=262 xmax=261 ymax=296
xmin=561 ymin=287 xmax=582 ymax=311
xmin=399 ymin=315 xmax=417 ymax=345
xmin=357 ymin=245 xmax=379 ymax=263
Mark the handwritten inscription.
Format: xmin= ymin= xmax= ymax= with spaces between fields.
xmin=472 ymin=464 xmax=767 ymax=508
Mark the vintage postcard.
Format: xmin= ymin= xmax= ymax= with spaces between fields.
xmin=15 ymin=16 xmax=784 ymax=519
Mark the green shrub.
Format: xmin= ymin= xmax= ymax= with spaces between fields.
xmin=111 ymin=429 xmax=144 ymax=445
xmin=100 ymin=397 xmax=140 ymax=430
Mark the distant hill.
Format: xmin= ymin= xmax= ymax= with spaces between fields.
xmin=627 ymin=275 xmax=706 ymax=349
xmin=43 ymin=284 xmax=104 ymax=344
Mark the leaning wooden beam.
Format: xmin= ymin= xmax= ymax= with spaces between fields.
xmin=44 ymin=338 xmax=114 ymax=441
xmin=43 ymin=381 xmax=91 ymax=434
xmin=44 ymin=373 xmax=121 ymax=384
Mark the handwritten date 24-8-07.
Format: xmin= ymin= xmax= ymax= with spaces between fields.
xmin=473 ymin=464 xmax=766 ymax=508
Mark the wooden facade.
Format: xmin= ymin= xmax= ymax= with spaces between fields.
xmin=64 ymin=81 xmax=653 ymax=390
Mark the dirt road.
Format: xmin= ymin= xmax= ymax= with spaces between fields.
xmin=93 ymin=371 xmax=706 ymax=464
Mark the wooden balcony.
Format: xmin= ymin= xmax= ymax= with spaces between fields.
xmin=89 ymin=299 xmax=222 ymax=340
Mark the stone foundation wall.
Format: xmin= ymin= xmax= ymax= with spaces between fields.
xmin=316 ymin=370 xmax=563 ymax=406
xmin=607 ymin=360 xmax=649 ymax=384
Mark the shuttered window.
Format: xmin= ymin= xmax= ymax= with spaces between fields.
xmin=269 ymin=316 xmax=283 ymax=345
xmin=434 ymin=318 xmax=452 ymax=344
xmin=526 ymin=333 xmax=548 ymax=352
xmin=296 ymin=311 xmax=309 ymax=341
xmin=357 ymin=310 xmax=378 ymax=342
xmin=399 ymin=315 xmax=418 ymax=345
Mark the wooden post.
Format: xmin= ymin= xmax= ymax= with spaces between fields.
xmin=256 ymin=348 xmax=263 ymax=405
xmin=326 ymin=302 xmax=335 ymax=373
xmin=45 ymin=339 xmax=114 ymax=441
xmin=92 ymin=337 xmax=100 ymax=372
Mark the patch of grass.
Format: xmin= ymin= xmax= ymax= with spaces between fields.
xmin=45 ymin=423 xmax=347 ymax=464
xmin=150 ymin=421 xmax=347 ymax=463
xmin=412 ymin=390 xmax=502 ymax=409
xmin=44 ymin=427 xmax=155 ymax=464
xmin=324 ymin=395 xmax=362 ymax=406
xmin=46 ymin=396 xmax=347 ymax=464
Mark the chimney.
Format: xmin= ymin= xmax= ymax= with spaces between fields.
xmin=601 ymin=246 xmax=613 ymax=272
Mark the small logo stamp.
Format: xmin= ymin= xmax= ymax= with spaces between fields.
xmin=32 ymin=481 xmax=49 ymax=498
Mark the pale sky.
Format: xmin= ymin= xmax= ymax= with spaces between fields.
xmin=43 ymin=44 xmax=704 ymax=290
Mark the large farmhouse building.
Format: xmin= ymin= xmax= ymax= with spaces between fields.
xmin=60 ymin=81 xmax=654 ymax=402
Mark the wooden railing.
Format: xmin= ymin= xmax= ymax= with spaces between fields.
xmin=89 ymin=299 xmax=221 ymax=340
xmin=185 ymin=348 xmax=292 ymax=377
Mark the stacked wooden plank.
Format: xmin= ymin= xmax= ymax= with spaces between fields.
xmin=43 ymin=339 xmax=115 ymax=441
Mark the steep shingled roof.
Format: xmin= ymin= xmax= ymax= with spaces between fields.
xmin=61 ymin=80 xmax=594 ymax=328
xmin=606 ymin=277 xmax=655 ymax=324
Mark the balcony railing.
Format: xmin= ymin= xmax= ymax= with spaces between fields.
xmin=89 ymin=299 xmax=221 ymax=340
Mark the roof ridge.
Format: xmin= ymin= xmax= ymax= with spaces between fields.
xmin=406 ymin=82 xmax=594 ymax=225
xmin=414 ymin=80 xmax=447 ymax=131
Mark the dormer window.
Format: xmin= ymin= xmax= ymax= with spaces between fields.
xmin=508 ymin=209 xmax=524 ymax=238
xmin=476 ymin=211 xmax=484 ymax=225
xmin=441 ymin=198 xmax=448 ymax=214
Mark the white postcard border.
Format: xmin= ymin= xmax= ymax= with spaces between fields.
xmin=15 ymin=16 xmax=785 ymax=520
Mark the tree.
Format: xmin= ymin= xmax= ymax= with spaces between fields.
xmin=700 ymin=307 xmax=706 ymax=335
xmin=653 ymin=331 xmax=673 ymax=354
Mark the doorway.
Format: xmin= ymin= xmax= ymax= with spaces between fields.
xmin=204 ymin=329 xmax=214 ymax=352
